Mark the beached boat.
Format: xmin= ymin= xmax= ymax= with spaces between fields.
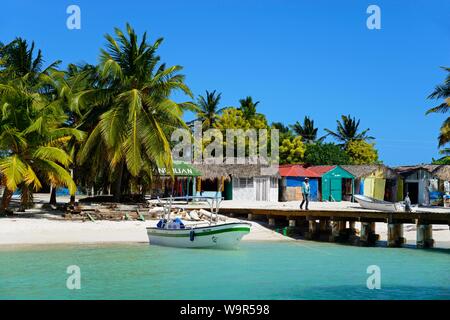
xmin=354 ymin=194 xmax=406 ymax=212
xmin=146 ymin=196 xmax=251 ymax=249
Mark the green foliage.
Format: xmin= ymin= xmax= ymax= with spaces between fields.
xmin=290 ymin=116 xmax=324 ymax=143
xmin=279 ymin=137 xmax=306 ymax=164
xmin=77 ymin=23 xmax=193 ymax=199
xmin=345 ymin=140 xmax=379 ymax=165
xmin=271 ymin=122 xmax=293 ymax=141
xmin=195 ymin=90 xmax=227 ymax=129
xmin=431 ymin=156 xmax=450 ymax=165
xmin=325 ymin=115 xmax=374 ymax=145
xmin=303 ymin=143 xmax=351 ymax=165
xmin=425 ymin=67 xmax=450 ymax=147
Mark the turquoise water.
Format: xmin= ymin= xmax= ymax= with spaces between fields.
xmin=0 ymin=241 xmax=449 ymax=300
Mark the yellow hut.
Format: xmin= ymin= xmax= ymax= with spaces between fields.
xmin=342 ymin=165 xmax=399 ymax=201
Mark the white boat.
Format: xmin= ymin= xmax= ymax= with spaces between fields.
xmin=354 ymin=194 xmax=405 ymax=212
xmin=146 ymin=196 xmax=251 ymax=249
xmin=147 ymin=221 xmax=251 ymax=249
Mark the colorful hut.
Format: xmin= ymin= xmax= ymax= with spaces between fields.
xmin=341 ymin=165 xmax=399 ymax=202
xmin=394 ymin=165 xmax=446 ymax=205
xmin=278 ymin=164 xmax=320 ymax=201
xmin=309 ymin=166 xmax=355 ymax=202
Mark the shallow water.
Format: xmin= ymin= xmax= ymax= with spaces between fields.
xmin=0 ymin=241 xmax=449 ymax=300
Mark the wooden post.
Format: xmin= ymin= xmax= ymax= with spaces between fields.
xmin=248 ymin=213 xmax=253 ymax=221
xmin=360 ymin=222 xmax=377 ymax=246
xmin=417 ymin=223 xmax=434 ymax=249
xmin=305 ymin=220 xmax=317 ymax=240
xmin=387 ymin=223 xmax=405 ymax=247
xmin=330 ymin=221 xmax=346 ymax=242
xmin=269 ymin=218 xmax=276 ymax=226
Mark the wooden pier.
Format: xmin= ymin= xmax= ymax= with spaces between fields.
xmin=218 ymin=207 xmax=450 ymax=248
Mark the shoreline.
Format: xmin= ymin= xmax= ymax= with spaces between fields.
xmin=0 ymin=217 xmax=449 ymax=249
xmin=0 ymin=218 xmax=292 ymax=246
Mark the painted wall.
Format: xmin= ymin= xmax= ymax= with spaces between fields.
xmin=232 ymin=177 xmax=278 ymax=202
xmin=286 ymin=177 xmax=318 ymax=201
xmin=321 ymin=166 xmax=355 ymax=202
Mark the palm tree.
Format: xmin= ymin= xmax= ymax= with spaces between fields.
xmin=0 ymin=38 xmax=80 ymax=212
xmin=325 ymin=115 xmax=374 ymax=146
xmin=0 ymin=37 xmax=60 ymax=82
xmin=195 ymin=90 xmax=228 ymax=129
xmin=77 ymin=24 xmax=193 ymax=201
xmin=425 ymin=67 xmax=450 ymax=146
xmin=238 ymin=96 xmax=260 ymax=120
xmin=290 ymin=116 xmax=324 ymax=143
xmin=0 ymin=79 xmax=82 ymax=212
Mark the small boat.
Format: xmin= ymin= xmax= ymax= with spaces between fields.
xmin=354 ymin=194 xmax=406 ymax=212
xmin=146 ymin=196 xmax=251 ymax=249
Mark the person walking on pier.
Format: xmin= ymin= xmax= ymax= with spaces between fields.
xmin=300 ymin=177 xmax=310 ymax=210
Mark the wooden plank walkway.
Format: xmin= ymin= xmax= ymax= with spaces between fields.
xmin=218 ymin=207 xmax=450 ymax=225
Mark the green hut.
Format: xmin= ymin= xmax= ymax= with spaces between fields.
xmin=309 ymin=165 xmax=355 ymax=202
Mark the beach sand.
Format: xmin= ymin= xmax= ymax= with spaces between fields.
xmin=1 ymin=195 xmax=448 ymax=248
xmin=0 ymin=217 xmax=291 ymax=246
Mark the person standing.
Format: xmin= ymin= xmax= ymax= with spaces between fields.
xmin=300 ymin=177 xmax=310 ymax=210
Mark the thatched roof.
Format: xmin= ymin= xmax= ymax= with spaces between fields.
xmin=341 ymin=165 xmax=398 ymax=179
xmin=394 ymin=165 xmax=441 ymax=175
xmin=192 ymin=161 xmax=279 ymax=180
xmin=431 ymin=165 xmax=450 ymax=181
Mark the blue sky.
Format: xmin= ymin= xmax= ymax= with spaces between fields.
xmin=1 ymin=0 xmax=449 ymax=165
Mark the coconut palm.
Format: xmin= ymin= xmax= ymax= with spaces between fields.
xmin=238 ymin=96 xmax=261 ymax=120
xmin=194 ymin=90 xmax=229 ymax=129
xmin=425 ymin=67 xmax=450 ymax=146
xmin=0 ymin=37 xmax=60 ymax=83
xmin=77 ymin=24 xmax=194 ymax=201
xmin=325 ymin=115 xmax=374 ymax=146
xmin=290 ymin=116 xmax=324 ymax=144
xmin=0 ymin=79 xmax=83 ymax=212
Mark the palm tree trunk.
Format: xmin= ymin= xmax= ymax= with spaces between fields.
xmin=113 ymin=161 xmax=125 ymax=202
xmin=1 ymin=188 xmax=13 ymax=214
xmin=69 ymin=169 xmax=75 ymax=205
xmin=49 ymin=186 xmax=57 ymax=205
xmin=20 ymin=185 xmax=31 ymax=212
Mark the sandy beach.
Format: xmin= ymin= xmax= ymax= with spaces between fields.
xmin=0 ymin=217 xmax=291 ymax=246
xmin=0 ymin=195 xmax=448 ymax=248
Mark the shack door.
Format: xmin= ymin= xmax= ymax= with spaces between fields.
xmin=255 ymin=178 xmax=269 ymax=201
xmin=330 ymin=178 xmax=342 ymax=202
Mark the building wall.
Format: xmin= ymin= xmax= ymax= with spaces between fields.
xmin=285 ymin=177 xmax=318 ymax=201
xmin=232 ymin=177 xmax=278 ymax=202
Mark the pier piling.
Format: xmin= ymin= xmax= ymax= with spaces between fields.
xmin=305 ymin=220 xmax=318 ymax=240
xmin=387 ymin=223 xmax=405 ymax=247
xmin=360 ymin=222 xmax=377 ymax=246
xmin=268 ymin=218 xmax=276 ymax=227
xmin=416 ymin=223 xmax=434 ymax=248
xmin=330 ymin=221 xmax=346 ymax=242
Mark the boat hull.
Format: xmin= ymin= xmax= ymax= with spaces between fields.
xmin=147 ymin=222 xmax=251 ymax=249
xmin=354 ymin=194 xmax=404 ymax=212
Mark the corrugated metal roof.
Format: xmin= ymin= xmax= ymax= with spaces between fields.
xmin=308 ymin=165 xmax=337 ymax=176
xmin=279 ymin=164 xmax=320 ymax=177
